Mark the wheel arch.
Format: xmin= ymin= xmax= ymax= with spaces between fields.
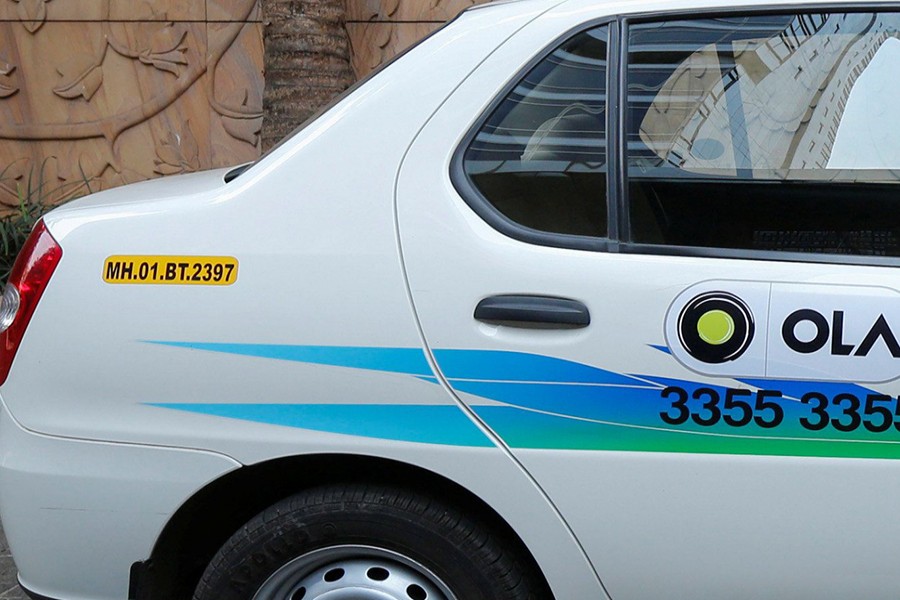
xmin=135 ymin=453 xmax=555 ymax=600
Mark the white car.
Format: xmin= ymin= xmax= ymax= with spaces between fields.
xmin=2 ymin=0 xmax=900 ymax=598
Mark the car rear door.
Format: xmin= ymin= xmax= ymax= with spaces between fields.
xmin=398 ymin=4 xmax=900 ymax=598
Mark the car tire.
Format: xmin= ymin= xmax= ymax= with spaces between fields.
xmin=192 ymin=483 xmax=547 ymax=600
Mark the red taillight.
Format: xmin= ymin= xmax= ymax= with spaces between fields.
xmin=0 ymin=220 xmax=62 ymax=385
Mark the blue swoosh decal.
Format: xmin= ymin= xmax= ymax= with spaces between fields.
xmin=145 ymin=343 xmax=900 ymax=458
xmin=146 ymin=342 xmax=433 ymax=377
xmin=148 ymin=403 xmax=491 ymax=447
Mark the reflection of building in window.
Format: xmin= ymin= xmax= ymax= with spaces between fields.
xmin=830 ymin=37 xmax=900 ymax=169
xmin=639 ymin=14 xmax=900 ymax=173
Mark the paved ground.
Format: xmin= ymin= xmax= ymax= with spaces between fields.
xmin=0 ymin=525 xmax=25 ymax=599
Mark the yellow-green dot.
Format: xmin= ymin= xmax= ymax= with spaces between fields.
xmin=697 ymin=309 xmax=735 ymax=345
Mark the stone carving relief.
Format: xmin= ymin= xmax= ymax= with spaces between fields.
xmin=0 ymin=59 xmax=16 ymax=98
xmin=13 ymin=0 xmax=51 ymax=33
xmin=0 ymin=0 xmax=264 ymax=211
xmin=153 ymin=121 xmax=200 ymax=176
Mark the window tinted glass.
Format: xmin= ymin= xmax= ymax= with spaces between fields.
xmin=463 ymin=26 xmax=608 ymax=238
xmin=627 ymin=13 xmax=900 ymax=256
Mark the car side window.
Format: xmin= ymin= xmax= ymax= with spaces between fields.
xmin=627 ymin=13 xmax=900 ymax=256
xmin=462 ymin=25 xmax=609 ymax=238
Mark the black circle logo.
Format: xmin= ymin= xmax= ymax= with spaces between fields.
xmin=678 ymin=292 xmax=755 ymax=364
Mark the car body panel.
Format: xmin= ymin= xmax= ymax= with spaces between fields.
xmin=0 ymin=401 xmax=241 ymax=600
xmin=0 ymin=2 xmax=603 ymax=598
xmin=398 ymin=0 xmax=900 ymax=597
xmin=1 ymin=0 xmax=899 ymax=598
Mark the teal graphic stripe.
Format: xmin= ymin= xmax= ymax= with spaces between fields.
xmin=147 ymin=342 xmax=640 ymax=385
xmin=149 ymin=403 xmax=491 ymax=447
xmin=146 ymin=342 xmax=433 ymax=376
xmin=146 ymin=342 xmax=900 ymax=459
xmin=433 ymin=349 xmax=645 ymax=385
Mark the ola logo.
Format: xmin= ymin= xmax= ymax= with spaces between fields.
xmin=678 ymin=292 xmax=754 ymax=364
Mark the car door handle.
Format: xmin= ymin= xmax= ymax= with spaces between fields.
xmin=474 ymin=295 xmax=590 ymax=328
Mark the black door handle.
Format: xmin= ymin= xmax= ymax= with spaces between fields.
xmin=474 ymin=295 xmax=590 ymax=328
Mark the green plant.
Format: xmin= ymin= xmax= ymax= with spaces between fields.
xmin=0 ymin=159 xmax=91 ymax=284
xmin=0 ymin=191 xmax=50 ymax=283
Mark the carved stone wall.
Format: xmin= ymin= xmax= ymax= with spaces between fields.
xmin=0 ymin=0 xmax=485 ymax=214
xmin=345 ymin=0 xmax=489 ymax=79
xmin=0 ymin=0 xmax=264 ymax=211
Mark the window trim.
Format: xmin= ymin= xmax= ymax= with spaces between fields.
xmin=449 ymin=17 xmax=618 ymax=253
xmin=621 ymin=3 xmax=900 ymax=27
xmin=452 ymin=4 xmax=900 ymax=267
xmin=621 ymin=241 xmax=900 ymax=268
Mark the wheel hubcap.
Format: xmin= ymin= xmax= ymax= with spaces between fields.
xmin=253 ymin=545 xmax=457 ymax=600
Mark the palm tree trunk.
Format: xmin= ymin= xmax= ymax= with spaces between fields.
xmin=260 ymin=0 xmax=355 ymax=150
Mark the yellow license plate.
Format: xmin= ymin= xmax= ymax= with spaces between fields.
xmin=103 ymin=256 xmax=239 ymax=285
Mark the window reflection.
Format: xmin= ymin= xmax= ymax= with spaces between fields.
xmin=627 ymin=13 xmax=900 ymax=256
xmin=463 ymin=26 xmax=609 ymax=238
xmin=630 ymin=13 xmax=900 ymax=180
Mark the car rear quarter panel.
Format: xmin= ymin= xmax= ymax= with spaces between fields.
xmin=0 ymin=2 xmax=607 ymax=598
xmin=4 ymin=1 xmax=551 ymax=448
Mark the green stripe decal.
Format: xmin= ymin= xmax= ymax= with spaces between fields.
xmin=146 ymin=343 xmax=900 ymax=458
xmin=473 ymin=406 xmax=900 ymax=459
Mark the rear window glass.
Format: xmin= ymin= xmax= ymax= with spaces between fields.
xmin=627 ymin=13 xmax=900 ymax=256
xmin=463 ymin=26 xmax=609 ymax=238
